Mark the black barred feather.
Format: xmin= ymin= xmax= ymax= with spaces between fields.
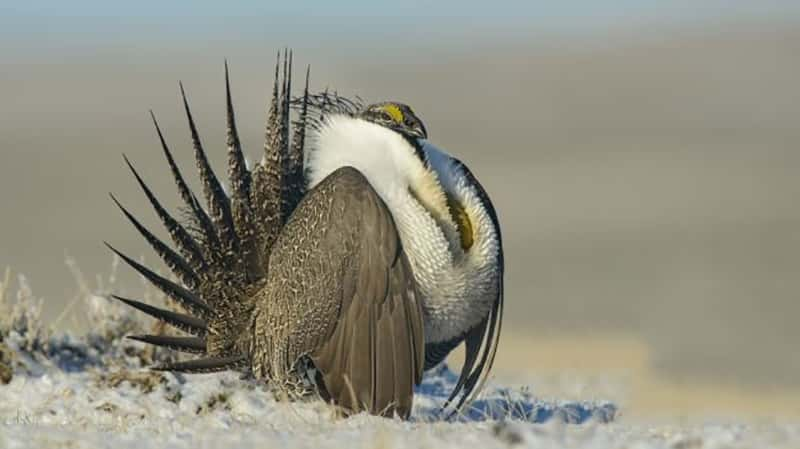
xmin=104 ymin=242 xmax=213 ymax=319
xmin=153 ymin=355 xmax=248 ymax=374
xmin=251 ymin=51 xmax=289 ymax=268
xmin=282 ymin=50 xmax=291 ymax=147
xmin=231 ymin=195 xmax=263 ymax=282
xmin=284 ymin=64 xmax=309 ymax=217
xmin=279 ymin=50 xmax=292 ymax=221
xmin=264 ymin=51 xmax=282 ymax=165
xmin=179 ymin=82 xmax=240 ymax=255
xmin=128 ymin=335 xmax=207 ymax=354
xmin=112 ymin=295 xmax=207 ymax=337
xmin=224 ymin=61 xmax=252 ymax=207
xmin=150 ymin=110 xmax=194 ymax=207
xmin=224 ymin=62 xmax=262 ymax=281
xmin=150 ymin=111 xmax=220 ymax=261
xmin=121 ymin=153 xmax=206 ymax=276
xmin=109 ymin=192 xmax=198 ymax=289
xmin=187 ymin=191 xmax=222 ymax=257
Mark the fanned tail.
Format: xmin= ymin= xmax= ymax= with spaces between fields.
xmin=108 ymin=52 xmax=307 ymax=373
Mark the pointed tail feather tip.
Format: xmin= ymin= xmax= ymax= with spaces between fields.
xmin=104 ymin=242 xmax=213 ymax=318
xmin=112 ymin=295 xmax=207 ymax=336
xmin=127 ymin=334 xmax=207 ymax=354
xmin=152 ymin=355 xmax=246 ymax=373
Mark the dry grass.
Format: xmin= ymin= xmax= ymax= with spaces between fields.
xmin=0 ymin=267 xmax=49 ymax=352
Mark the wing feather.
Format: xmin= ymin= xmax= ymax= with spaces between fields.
xmin=311 ymin=168 xmax=424 ymax=418
xmin=257 ymin=166 xmax=424 ymax=418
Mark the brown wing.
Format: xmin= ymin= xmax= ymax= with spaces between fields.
xmin=309 ymin=167 xmax=424 ymax=418
xmin=251 ymin=166 xmax=425 ymax=418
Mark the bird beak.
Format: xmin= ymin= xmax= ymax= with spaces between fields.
xmin=413 ymin=122 xmax=428 ymax=139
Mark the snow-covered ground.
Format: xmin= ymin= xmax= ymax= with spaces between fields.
xmin=2 ymin=348 xmax=797 ymax=449
xmin=0 ymin=343 xmax=615 ymax=449
xmin=1 ymin=270 xmax=797 ymax=448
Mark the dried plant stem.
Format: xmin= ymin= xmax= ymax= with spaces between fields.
xmin=0 ymin=266 xmax=10 ymax=319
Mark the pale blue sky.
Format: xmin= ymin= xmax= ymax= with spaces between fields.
xmin=2 ymin=0 xmax=799 ymax=44
xmin=3 ymin=0 xmax=799 ymax=20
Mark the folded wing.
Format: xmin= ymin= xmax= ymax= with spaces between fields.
xmin=253 ymin=167 xmax=425 ymax=418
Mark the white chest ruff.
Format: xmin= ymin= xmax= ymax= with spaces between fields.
xmin=306 ymin=116 xmax=500 ymax=343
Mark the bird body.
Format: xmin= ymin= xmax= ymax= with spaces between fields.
xmin=109 ymin=53 xmax=503 ymax=418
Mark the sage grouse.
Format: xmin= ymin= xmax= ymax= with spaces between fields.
xmin=108 ymin=53 xmax=504 ymax=418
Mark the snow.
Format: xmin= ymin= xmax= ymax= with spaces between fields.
xmin=1 ymin=351 xmax=797 ymax=449
xmin=0 ymin=328 xmax=619 ymax=449
xmin=1 ymin=271 xmax=798 ymax=448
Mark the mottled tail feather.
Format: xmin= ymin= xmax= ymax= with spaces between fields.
xmin=285 ymin=64 xmax=310 ymax=217
xmin=153 ymin=355 xmax=248 ymax=374
xmin=112 ymin=295 xmax=207 ymax=337
xmin=224 ymin=61 xmax=263 ymax=282
xmin=128 ymin=335 xmax=207 ymax=355
xmin=249 ymin=52 xmax=288 ymax=267
xmin=111 ymin=171 xmax=199 ymax=289
xmin=224 ymin=60 xmax=252 ymax=206
xmin=150 ymin=110 xmax=220 ymax=264
xmin=105 ymin=242 xmax=213 ymax=320
xmin=109 ymin=51 xmax=307 ymax=373
xmin=179 ymin=82 xmax=241 ymax=261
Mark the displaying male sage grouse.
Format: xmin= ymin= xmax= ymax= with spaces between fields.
xmin=107 ymin=52 xmax=503 ymax=418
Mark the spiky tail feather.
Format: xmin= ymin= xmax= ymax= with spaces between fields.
xmin=109 ymin=52 xmax=309 ymax=374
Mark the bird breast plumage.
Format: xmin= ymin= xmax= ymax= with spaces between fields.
xmin=306 ymin=116 xmax=501 ymax=344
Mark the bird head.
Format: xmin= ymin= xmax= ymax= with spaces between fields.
xmin=358 ymin=102 xmax=428 ymax=140
xmin=352 ymin=101 xmax=483 ymax=256
xmin=305 ymin=97 xmax=500 ymax=277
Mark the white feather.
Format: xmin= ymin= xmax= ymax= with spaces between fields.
xmin=306 ymin=116 xmax=419 ymax=199
xmin=306 ymin=115 xmax=501 ymax=343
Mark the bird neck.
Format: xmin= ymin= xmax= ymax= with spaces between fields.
xmin=390 ymin=191 xmax=501 ymax=344
xmin=305 ymin=115 xmax=501 ymax=344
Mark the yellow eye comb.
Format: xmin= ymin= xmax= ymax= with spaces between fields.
xmin=379 ymin=103 xmax=405 ymax=124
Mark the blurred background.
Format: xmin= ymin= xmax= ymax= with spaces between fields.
xmin=1 ymin=0 xmax=799 ymax=417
